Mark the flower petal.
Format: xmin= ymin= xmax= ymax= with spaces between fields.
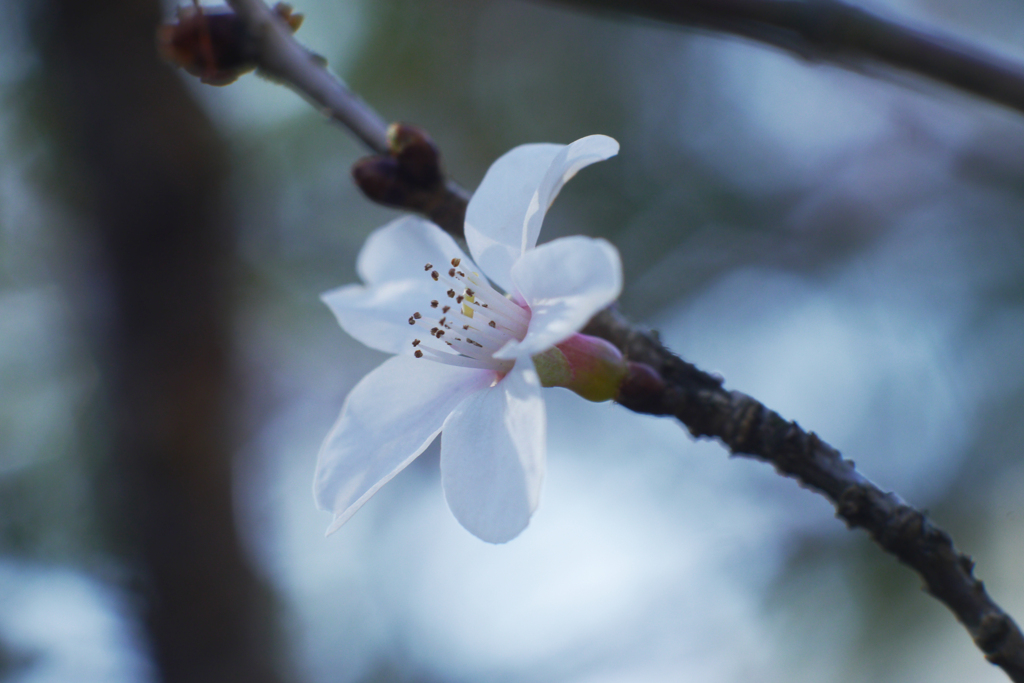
xmin=322 ymin=216 xmax=475 ymax=355
xmin=357 ymin=215 xmax=474 ymax=285
xmin=322 ymin=280 xmax=429 ymax=355
xmin=314 ymin=355 xmax=495 ymax=535
xmin=440 ymin=358 xmax=546 ymax=543
xmin=465 ymin=135 xmax=619 ymax=292
xmin=495 ymin=236 xmax=623 ymax=359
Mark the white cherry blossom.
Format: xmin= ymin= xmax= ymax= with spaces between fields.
xmin=315 ymin=135 xmax=622 ymax=543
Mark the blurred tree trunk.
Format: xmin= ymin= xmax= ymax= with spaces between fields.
xmin=32 ymin=2 xmax=288 ymax=682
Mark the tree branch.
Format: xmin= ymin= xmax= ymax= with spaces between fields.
xmin=175 ymin=3 xmax=1024 ymax=679
xmin=545 ymin=0 xmax=1024 ymax=117
xmin=587 ymin=307 xmax=1024 ymax=681
xmin=227 ymin=0 xmax=389 ymax=152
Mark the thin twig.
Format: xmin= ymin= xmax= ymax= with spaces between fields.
xmin=546 ymin=0 xmax=1024 ymax=116
xmin=225 ymin=0 xmax=389 ymax=152
xmin=185 ymin=2 xmax=1024 ymax=679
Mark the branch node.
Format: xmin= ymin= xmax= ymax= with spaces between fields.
xmin=158 ymin=2 xmax=302 ymax=86
xmin=979 ymin=613 xmax=1014 ymax=655
xmin=352 ymin=123 xmax=467 ymax=235
xmin=616 ymin=361 xmax=668 ymax=414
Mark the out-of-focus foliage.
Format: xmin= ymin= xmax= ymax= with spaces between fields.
xmin=2 ymin=0 xmax=1024 ymax=681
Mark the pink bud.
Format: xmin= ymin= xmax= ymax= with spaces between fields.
xmin=532 ymin=333 xmax=628 ymax=402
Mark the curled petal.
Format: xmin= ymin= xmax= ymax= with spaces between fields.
xmin=314 ymin=355 xmax=494 ymax=534
xmin=465 ymin=135 xmax=618 ymax=292
xmin=440 ymin=359 xmax=546 ymax=543
xmin=521 ymin=135 xmax=619 ymax=256
xmin=495 ymin=236 xmax=623 ymax=359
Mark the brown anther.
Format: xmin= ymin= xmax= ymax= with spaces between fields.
xmin=447 ymin=289 xmax=456 ymax=298
xmin=463 ymin=325 xmax=470 ymax=330
xmin=412 ymin=339 xmax=421 ymax=347
xmin=442 ymin=305 xmax=451 ymax=313
xmin=408 ymin=317 xmax=415 ymax=325
xmin=449 ymin=268 xmax=456 ymax=277
xmin=430 ymin=327 xmax=438 ymax=335
xmin=457 ymin=271 xmax=465 ymax=277
xmin=451 ymin=258 xmax=461 ymax=267
xmin=437 ymin=330 xmax=445 ymax=338
xmin=430 ymin=300 xmax=439 ymax=308
xmin=456 ymin=295 xmax=464 ymax=303
xmin=438 ymin=317 xmax=447 ymax=326
xmin=466 ymin=289 xmax=475 ymax=297
xmin=413 ymin=312 xmax=422 ymax=319
xmin=414 ymin=350 xmax=424 ymax=358
xmin=431 ymin=271 xmax=439 ymax=281
xmin=488 ymin=320 xmax=497 ymax=328
xmin=424 ymin=263 xmax=433 ymax=271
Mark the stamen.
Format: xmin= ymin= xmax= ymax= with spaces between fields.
xmin=419 ymin=345 xmax=511 ymax=371
xmin=408 ymin=252 xmax=531 ymax=373
xmin=410 ymin=317 xmax=451 ymax=343
xmin=444 ymin=267 xmax=530 ymax=325
xmin=444 ymin=336 xmax=494 ymax=360
xmin=472 ymin=291 xmax=529 ymax=323
xmin=456 ymin=321 xmax=511 ymax=346
xmin=465 ymin=300 xmax=527 ymax=337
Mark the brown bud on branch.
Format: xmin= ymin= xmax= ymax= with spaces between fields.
xmin=158 ymin=2 xmax=303 ymax=86
xmin=352 ymin=123 xmax=469 ymax=235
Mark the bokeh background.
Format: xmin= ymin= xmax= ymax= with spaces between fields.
xmin=1 ymin=0 xmax=1023 ymax=681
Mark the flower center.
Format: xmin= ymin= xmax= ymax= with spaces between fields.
xmin=407 ymin=258 xmax=529 ymax=373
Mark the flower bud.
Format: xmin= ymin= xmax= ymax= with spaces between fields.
xmin=387 ymin=123 xmax=443 ymax=188
xmin=158 ymin=3 xmax=303 ymax=86
xmin=532 ymin=333 xmax=628 ymax=402
xmin=353 ymin=123 xmax=444 ymax=206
